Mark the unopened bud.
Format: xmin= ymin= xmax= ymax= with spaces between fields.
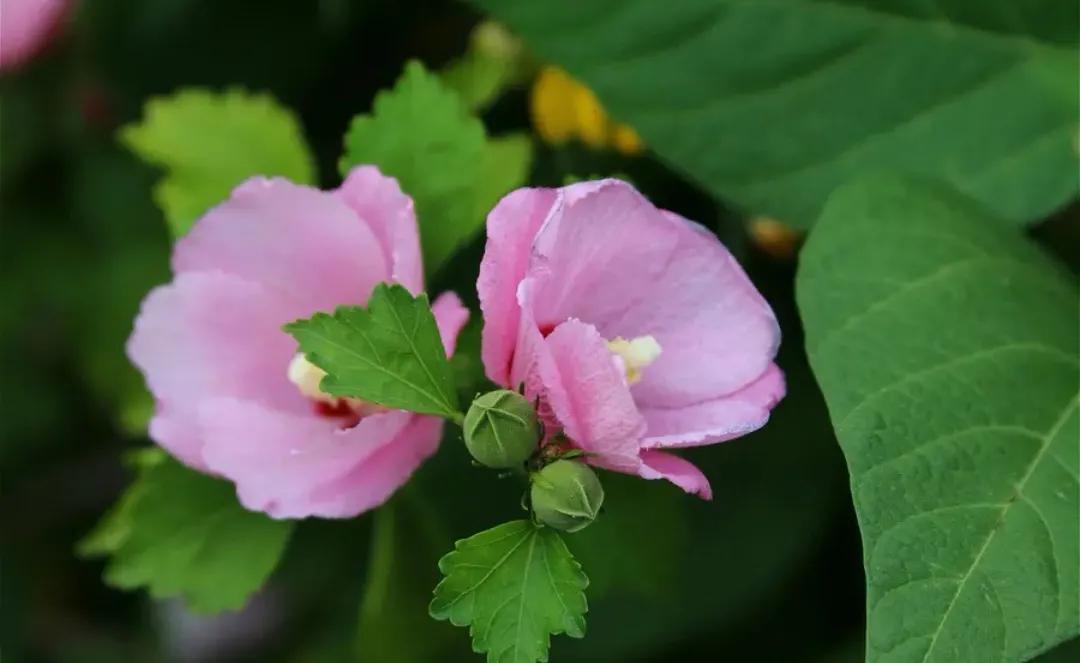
xmin=530 ymin=460 xmax=604 ymax=532
xmin=463 ymin=390 xmax=540 ymax=469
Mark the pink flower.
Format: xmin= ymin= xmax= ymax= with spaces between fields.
xmin=128 ymin=168 xmax=468 ymax=519
xmin=478 ymin=180 xmax=783 ymax=499
xmin=0 ymin=0 xmax=71 ymax=71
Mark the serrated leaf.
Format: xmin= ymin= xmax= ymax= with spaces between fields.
xmin=122 ymin=89 xmax=315 ymax=237
xmin=472 ymin=0 xmax=1078 ymax=227
xmin=285 ymin=283 xmax=461 ymax=419
xmin=82 ymin=454 xmax=294 ymax=614
xmin=430 ymin=520 xmax=588 ymax=663
xmin=340 ymin=61 xmax=532 ymax=274
xmin=796 ymin=176 xmax=1079 ymax=661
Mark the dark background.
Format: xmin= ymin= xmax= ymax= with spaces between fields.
xmin=2 ymin=1 xmax=1076 ymax=662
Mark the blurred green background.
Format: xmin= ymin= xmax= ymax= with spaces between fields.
xmin=2 ymin=1 xmax=1075 ymax=662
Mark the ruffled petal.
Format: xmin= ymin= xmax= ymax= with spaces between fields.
xmin=638 ymin=450 xmax=713 ymax=499
xmin=335 ymin=166 xmax=423 ymax=294
xmin=478 ymin=187 xmax=559 ymax=386
xmin=127 ymin=271 xmax=305 ymax=468
xmin=199 ymin=399 xmax=425 ymax=519
xmin=303 ymin=414 xmax=443 ymax=517
xmin=525 ymin=180 xmax=780 ymax=407
xmin=538 ymin=318 xmax=644 ymax=473
xmin=640 ymin=363 xmax=785 ymax=448
xmin=173 ymin=177 xmax=389 ymax=318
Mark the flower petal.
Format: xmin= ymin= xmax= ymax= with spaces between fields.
xmin=638 ymin=450 xmax=713 ymax=499
xmin=478 ymin=187 xmax=559 ymax=386
xmin=127 ymin=271 xmax=305 ymax=468
xmin=526 ymin=180 xmax=780 ymax=407
xmin=0 ymin=0 xmax=69 ymax=71
xmin=173 ymin=177 xmax=389 ymax=317
xmin=431 ymin=291 xmax=470 ymax=357
xmin=304 ymin=414 xmax=443 ymax=517
xmin=199 ymin=399 xmax=432 ymax=519
xmin=335 ymin=166 xmax=423 ymax=294
xmin=640 ymin=363 xmax=786 ymax=448
xmin=538 ymin=318 xmax=644 ymax=473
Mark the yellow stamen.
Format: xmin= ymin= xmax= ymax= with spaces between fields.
xmin=607 ymin=335 xmax=662 ymax=385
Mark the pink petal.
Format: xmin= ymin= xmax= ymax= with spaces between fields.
xmin=640 ymin=363 xmax=786 ymax=448
xmin=430 ymin=291 xmax=470 ymax=357
xmin=526 ymin=180 xmax=780 ymax=407
xmin=199 ymin=399 xmax=431 ymax=519
xmin=478 ymin=187 xmax=559 ymax=386
xmin=538 ymin=318 xmax=645 ymax=473
xmin=127 ymin=271 xmax=306 ymax=468
xmin=638 ymin=450 xmax=713 ymax=499
xmin=173 ymin=177 xmax=389 ymax=319
xmin=335 ymin=166 xmax=423 ymax=294
xmin=0 ymin=0 xmax=69 ymax=71
xmin=304 ymin=414 xmax=444 ymax=517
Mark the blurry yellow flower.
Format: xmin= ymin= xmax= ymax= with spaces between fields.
xmin=531 ymin=67 xmax=644 ymax=156
xmin=749 ymin=217 xmax=803 ymax=260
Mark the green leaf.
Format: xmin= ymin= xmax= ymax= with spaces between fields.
xmin=122 ymin=89 xmax=315 ymax=237
xmin=471 ymin=0 xmax=1078 ymax=227
xmin=81 ymin=453 xmax=294 ymax=613
xmin=341 ymin=61 xmax=532 ymax=274
xmin=796 ymin=176 xmax=1079 ymax=661
xmin=285 ymin=283 xmax=461 ymax=420
xmin=431 ymin=520 xmax=588 ymax=663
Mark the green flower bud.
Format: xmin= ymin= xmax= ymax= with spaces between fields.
xmin=530 ymin=460 xmax=604 ymax=532
xmin=463 ymin=389 xmax=540 ymax=469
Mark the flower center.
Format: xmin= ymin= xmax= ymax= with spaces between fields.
xmin=287 ymin=353 xmax=384 ymax=420
xmin=606 ymin=335 xmax=661 ymax=385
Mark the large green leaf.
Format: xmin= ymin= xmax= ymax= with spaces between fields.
xmin=797 ymin=176 xmax=1079 ymax=661
xmin=471 ymin=0 xmax=1078 ymax=227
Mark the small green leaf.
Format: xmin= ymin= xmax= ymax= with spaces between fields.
xmin=122 ymin=89 xmax=315 ymax=237
xmin=81 ymin=453 xmax=294 ymax=613
xmin=285 ymin=283 xmax=461 ymax=420
xmin=340 ymin=61 xmax=532 ymax=274
xmin=797 ymin=176 xmax=1079 ymax=661
xmin=430 ymin=520 xmax=588 ymax=663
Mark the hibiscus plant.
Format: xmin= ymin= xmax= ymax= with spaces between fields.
xmin=4 ymin=1 xmax=1076 ymax=662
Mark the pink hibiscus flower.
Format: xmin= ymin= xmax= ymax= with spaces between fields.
xmin=0 ymin=0 xmax=71 ymax=71
xmin=128 ymin=168 xmax=468 ymax=519
xmin=478 ymin=179 xmax=783 ymax=499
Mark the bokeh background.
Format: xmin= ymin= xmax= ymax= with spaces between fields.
xmin=2 ymin=1 xmax=1076 ymax=662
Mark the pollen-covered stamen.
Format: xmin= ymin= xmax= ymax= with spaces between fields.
xmin=606 ymin=335 xmax=661 ymax=385
xmin=287 ymin=353 xmax=386 ymax=419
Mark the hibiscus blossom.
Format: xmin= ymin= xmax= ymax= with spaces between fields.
xmin=128 ymin=167 xmax=468 ymax=518
xmin=0 ymin=0 xmax=70 ymax=71
xmin=478 ymin=179 xmax=783 ymax=498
